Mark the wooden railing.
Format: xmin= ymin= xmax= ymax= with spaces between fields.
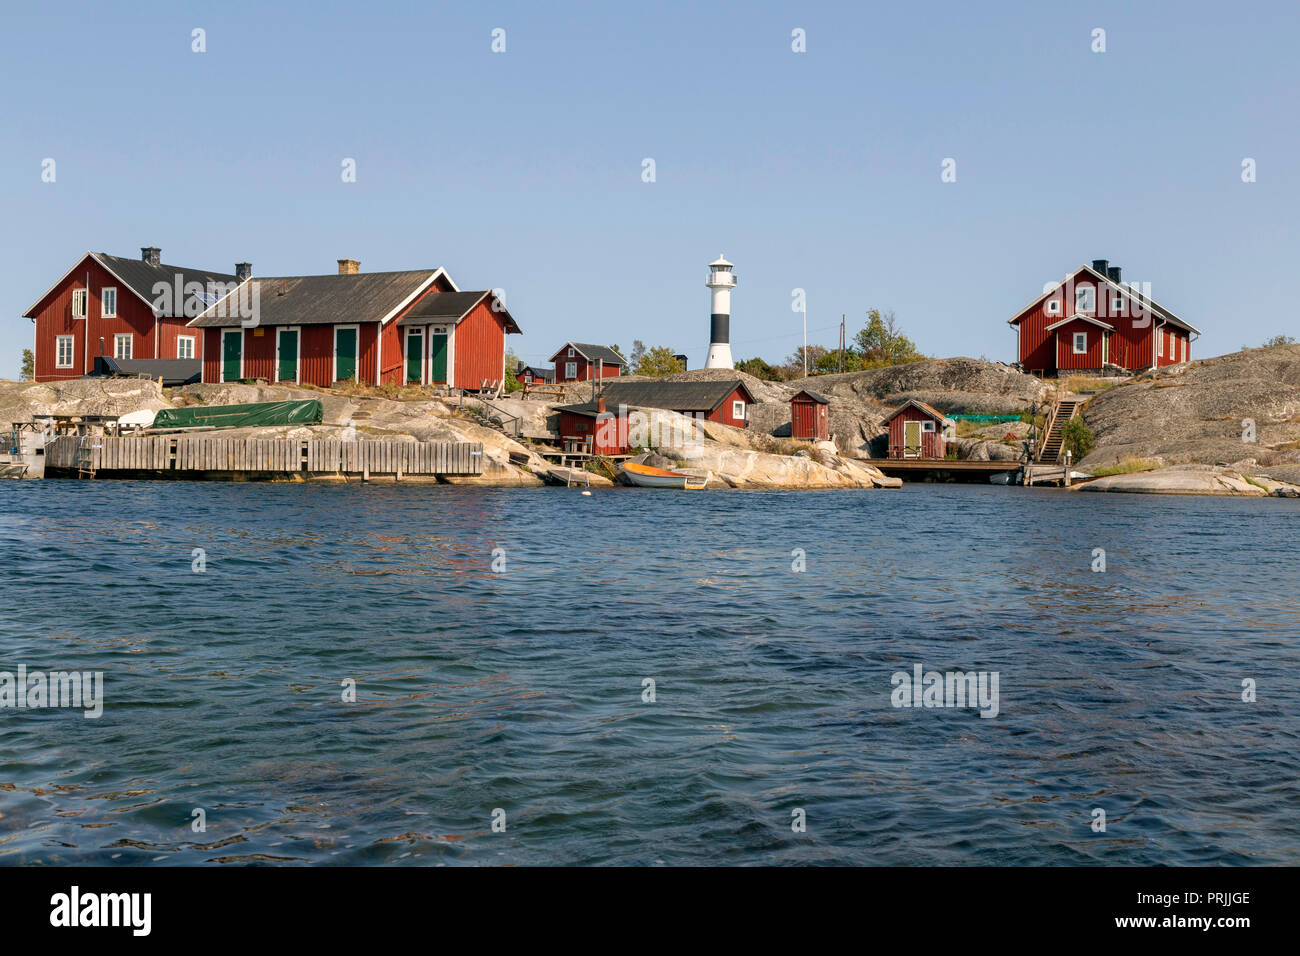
xmin=44 ymin=436 xmax=483 ymax=476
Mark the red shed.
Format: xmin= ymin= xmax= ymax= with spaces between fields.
xmin=790 ymin=389 xmax=830 ymax=441
xmin=190 ymin=260 xmax=520 ymax=389
xmin=554 ymin=396 xmax=630 ymax=455
xmin=596 ymin=380 xmax=755 ymax=429
xmin=1006 ymin=259 xmax=1199 ymax=376
xmin=882 ymin=400 xmax=953 ymax=459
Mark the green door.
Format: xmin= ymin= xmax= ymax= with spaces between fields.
xmin=430 ymin=333 xmax=448 ymax=383
xmin=277 ymin=329 xmax=299 ymax=382
xmin=335 ymin=328 xmax=357 ymax=383
xmin=222 ymin=331 xmax=242 ymax=382
xmin=406 ymin=330 xmax=423 ymax=384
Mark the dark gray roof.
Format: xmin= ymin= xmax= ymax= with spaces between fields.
xmin=96 ymin=253 xmax=240 ymax=318
xmin=550 ymin=342 xmax=626 ymax=366
xmin=92 ymin=357 xmax=202 ymax=386
xmin=792 ymin=389 xmax=830 ymax=404
xmin=188 ymin=270 xmax=435 ymax=328
xmin=597 ymin=379 xmax=755 ymax=413
xmin=515 ymin=362 xmax=554 ymax=381
xmin=397 ymin=290 xmax=520 ymax=333
xmin=554 ymin=401 xmax=608 ymax=418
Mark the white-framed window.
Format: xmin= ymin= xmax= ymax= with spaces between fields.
xmin=176 ymin=335 xmax=195 ymax=360
xmin=114 ymin=333 xmax=133 ymax=360
xmin=565 ymin=361 xmax=577 ymax=379
xmin=567 ymin=347 xmax=575 ymax=357
xmin=1045 ymin=299 xmax=1061 ymax=316
xmin=732 ymin=400 xmax=746 ymax=420
xmin=55 ymin=335 xmax=74 ymax=368
xmin=1111 ymin=294 xmax=1125 ymax=314
xmin=101 ymin=287 xmax=117 ymax=317
xmin=921 ymin=420 xmax=936 ymax=433
xmin=1075 ymin=284 xmax=1095 ymax=313
xmin=1157 ymin=330 xmax=1164 ymax=357
xmin=1181 ymin=337 xmax=1187 ymax=362
xmin=1073 ymin=331 xmax=1088 ymax=354
xmin=71 ymin=289 xmax=87 ymax=318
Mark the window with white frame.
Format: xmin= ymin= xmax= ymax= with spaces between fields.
xmin=71 ymin=289 xmax=87 ymax=318
xmin=732 ymin=400 xmax=746 ymax=420
xmin=567 ymin=347 xmax=575 ymax=357
xmin=1045 ymin=299 xmax=1061 ymax=316
xmin=114 ymin=334 xmax=133 ymax=360
xmin=176 ymin=335 xmax=195 ymax=359
xmin=1111 ymin=294 xmax=1125 ymax=314
xmin=1075 ymin=284 xmax=1095 ymax=313
xmin=1158 ymin=330 xmax=1164 ymax=357
xmin=55 ymin=335 xmax=74 ymax=368
xmin=101 ymin=287 xmax=117 ymax=317
xmin=565 ymin=361 xmax=577 ymax=379
xmin=921 ymin=420 xmax=936 ymax=433
xmin=1073 ymin=331 xmax=1088 ymax=354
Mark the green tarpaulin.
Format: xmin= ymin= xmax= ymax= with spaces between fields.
xmin=950 ymin=414 xmax=1024 ymax=423
xmin=152 ymin=400 xmax=324 ymax=430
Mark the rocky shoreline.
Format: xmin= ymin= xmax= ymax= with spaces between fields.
xmin=6 ymin=346 xmax=1300 ymax=497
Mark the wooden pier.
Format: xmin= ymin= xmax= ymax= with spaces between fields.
xmin=864 ymin=458 xmax=1023 ymax=481
xmin=44 ymin=436 xmax=483 ymax=479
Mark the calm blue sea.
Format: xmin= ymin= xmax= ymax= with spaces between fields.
xmin=1 ymin=480 xmax=1297 ymax=865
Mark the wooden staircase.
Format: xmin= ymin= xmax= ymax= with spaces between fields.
xmin=1037 ymin=399 xmax=1079 ymax=463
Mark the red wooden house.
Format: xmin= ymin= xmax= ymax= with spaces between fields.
xmin=597 ymin=380 xmax=755 ymax=429
xmin=554 ymin=396 xmax=630 ymax=455
xmin=1007 ymin=259 xmax=1199 ymax=376
xmin=883 ymin=400 xmax=953 ymax=459
xmin=22 ymin=247 xmax=240 ymax=382
xmin=550 ymin=343 xmax=626 ymax=382
xmin=790 ymin=389 xmax=830 ymax=441
xmin=515 ymin=362 xmax=554 ymax=385
xmin=189 ymin=259 xmax=520 ymax=389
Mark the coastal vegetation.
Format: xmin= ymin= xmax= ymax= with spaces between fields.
xmin=1062 ymin=416 xmax=1095 ymax=460
xmin=1090 ymin=456 xmax=1161 ymax=477
xmin=737 ymin=309 xmax=925 ymax=380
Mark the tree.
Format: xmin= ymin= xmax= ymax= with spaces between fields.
xmin=786 ymin=344 xmax=830 ymax=377
xmin=853 ymin=309 xmax=923 ymax=367
xmin=1263 ymin=334 xmax=1297 ymax=348
xmin=503 ymin=348 xmax=522 ymax=393
xmin=634 ymin=345 xmax=685 ymax=377
xmin=628 ymin=340 xmax=647 ymax=371
xmin=736 ymin=357 xmax=783 ymax=381
xmin=20 ymin=349 xmax=34 ymax=381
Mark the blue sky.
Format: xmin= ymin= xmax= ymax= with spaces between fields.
xmin=2 ymin=0 xmax=1297 ymax=377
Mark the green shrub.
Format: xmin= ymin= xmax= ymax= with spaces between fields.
xmin=1062 ymin=416 xmax=1095 ymax=459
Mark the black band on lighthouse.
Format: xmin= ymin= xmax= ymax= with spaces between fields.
xmin=710 ymin=314 xmax=729 ymax=344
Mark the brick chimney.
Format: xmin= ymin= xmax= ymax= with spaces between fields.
xmin=235 ymin=262 xmax=252 ymax=282
xmin=337 ymin=258 xmax=360 ymax=275
xmin=142 ymin=246 xmax=161 ymax=266
xmin=596 ymin=396 xmax=606 ymax=413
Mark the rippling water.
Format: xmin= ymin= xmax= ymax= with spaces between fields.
xmin=1 ymin=480 xmax=1297 ymax=865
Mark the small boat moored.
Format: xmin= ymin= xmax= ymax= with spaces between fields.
xmin=621 ymin=460 xmax=709 ymax=490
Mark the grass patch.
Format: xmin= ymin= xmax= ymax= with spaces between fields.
xmin=1091 ymin=456 xmax=1161 ymax=477
xmin=1063 ymin=376 xmax=1118 ymax=394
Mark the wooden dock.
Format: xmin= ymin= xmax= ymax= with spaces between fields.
xmin=44 ymin=436 xmax=483 ymax=478
xmin=864 ymin=458 xmax=1023 ymax=481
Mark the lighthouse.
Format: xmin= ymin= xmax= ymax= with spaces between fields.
xmin=704 ymin=254 xmax=735 ymax=369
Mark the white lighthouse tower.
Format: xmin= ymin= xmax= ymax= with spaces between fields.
xmin=704 ymin=254 xmax=735 ymax=369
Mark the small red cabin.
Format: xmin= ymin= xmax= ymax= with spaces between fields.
xmin=790 ymin=389 xmax=830 ymax=441
xmin=882 ymin=400 xmax=953 ymax=459
xmin=550 ymin=342 xmax=626 ymax=382
xmin=554 ymin=396 xmax=630 ymax=455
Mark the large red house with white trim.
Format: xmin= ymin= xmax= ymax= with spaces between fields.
xmin=22 ymin=247 xmax=239 ymax=382
xmin=189 ymin=258 xmax=520 ymax=389
xmin=1007 ymin=259 xmax=1199 ymax=376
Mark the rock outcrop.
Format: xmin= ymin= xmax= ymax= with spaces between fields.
xmin=1077 ymin=463 xmax=1300 ymax=497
